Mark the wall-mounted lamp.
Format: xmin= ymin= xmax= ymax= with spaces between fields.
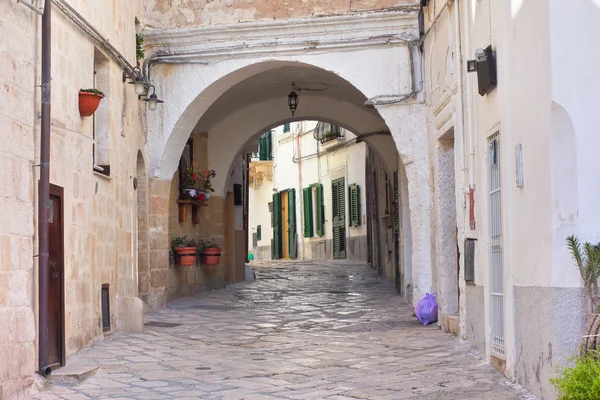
xmin=466 ymin=45 xmax=497 ymax=96
xmin=122 ymin=67 xmax=149 ymax=95
xmin=288 ymin=83 xmax=299 ymax=116
xmin=142 ymin=85 xmax=164 ymax=111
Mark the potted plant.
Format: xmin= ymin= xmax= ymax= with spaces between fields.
xmin=171 ymin=236 xmax=197 ymax=266
xmin=79 ymin=88 xmax=105 ymax=117
xmin=182 ymin=166 xmax=216 ymax=205
xmin=198 ymin=239 xmax=221 ymax=265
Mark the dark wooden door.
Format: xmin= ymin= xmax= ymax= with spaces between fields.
xmin=47 ymin=189 xmax=64 ymax=368
xmin=272 ymin=192 xmax=282 ymax=259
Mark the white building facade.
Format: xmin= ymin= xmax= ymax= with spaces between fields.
xmin=248 ymin=121 xmax=369 ymax=263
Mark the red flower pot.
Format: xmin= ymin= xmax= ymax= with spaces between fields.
xmin=79 ymin=91 xmax=104 ymax=117
xmin=202 ymin=248 xmax=221 ymax=265
xmin=175 ymin=247 xmax=197 ymax=266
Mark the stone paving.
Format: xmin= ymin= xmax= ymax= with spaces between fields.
xmin=31 ymin=260 xmax=536 ymax=400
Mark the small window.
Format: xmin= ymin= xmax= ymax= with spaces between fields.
xmin=257 ymin=225 xmax=262 ymax=241
xmin=101 ymin=284 xmax=110 ymax=332
xmin=93 ymin=49 xmax=110 ymax=176
xmin=178 ymin=139 xmax=194 ymax=198
xmin=283 ymin=123 xmax=291 ymax=133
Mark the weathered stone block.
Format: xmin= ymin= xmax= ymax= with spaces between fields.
xmin=150 ymin=268 xmax=169 ymax=288
xmin=149 ymin=196 xmax=169 ymax=214
xmin=149 ymin=250 xmax=169 ymax=270
xmin=117 ymin=297 xmax=144 ymax=333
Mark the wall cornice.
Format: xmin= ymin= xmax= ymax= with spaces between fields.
xmin=143 ymin=10 xmax=420 ymax=57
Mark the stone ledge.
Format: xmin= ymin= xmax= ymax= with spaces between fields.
xmin=48 ymin=363 xmax=99 ymax=385
xmin=441 ymin=313 xmax=459 ymax=336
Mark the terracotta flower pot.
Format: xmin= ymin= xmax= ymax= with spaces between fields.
xmin=79 ymin=91 xmax=104 ymax=117
xmin=175 ymin=247 xmax=197 ymax=266
xmin=202 ymin=248 xmax=221 ymax=265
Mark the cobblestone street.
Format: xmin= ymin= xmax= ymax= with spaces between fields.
xmin=32 ymin=261 xmax=535 ymax=400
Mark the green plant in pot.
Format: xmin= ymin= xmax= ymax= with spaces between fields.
xmin=171 ymin=236 xmax=197 ymax=266
xmin=198 ymin=239 xmax=221 ymax=266
xmin=79 ymin=88 xmax=105 ymax=117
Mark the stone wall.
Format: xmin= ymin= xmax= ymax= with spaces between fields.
xmin=514 ymin=286 xmax=585 ymax=400
xmin=164 ymin=132 xmax=227 ymax=302
xmin=0 ymin=2 xmax=37 ymax=397
xmin=46 ymin=0 xmax=147 ymax=359
xmin=144 ymin=0 xmax=419 ymax=28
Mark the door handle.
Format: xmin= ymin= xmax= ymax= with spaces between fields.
xmin=52 ymin=272 xmax=59 ymax=278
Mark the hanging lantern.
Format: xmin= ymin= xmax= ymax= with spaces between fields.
xmin=288 ymin=88 xmax=298 ymax=116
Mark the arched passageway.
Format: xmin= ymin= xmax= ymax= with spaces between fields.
xmin=140 ymin=12 xmax=433 ymax=309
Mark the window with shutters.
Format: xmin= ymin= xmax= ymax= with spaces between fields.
xmin=283 ymin=123 xmax=291 ymax=133
xmin=348 ymin=184 xmax=361 ymax=227
xmin=259 ymin=131 xmax=273 ymax=161
xmin=332 ymin=178 xmax=346 ymax=259
xmin=257 ymin=225 xmax=262 ymax=241
xmin=303 ymin=183 xmax=324 ymax=238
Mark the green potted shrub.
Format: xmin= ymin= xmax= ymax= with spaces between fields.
xmin=551 ymin=353 xmax=600 ymax=399
xmin=171 ymin=236 xmax=197 ymax=266
xmin=198 ymin=239 xmax=221 ymax=265
xmin=79 ymin=88 xmax=105 ymax=117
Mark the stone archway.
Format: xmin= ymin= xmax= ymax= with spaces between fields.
xmin=142 ymin=12 xmax=434 ymax=306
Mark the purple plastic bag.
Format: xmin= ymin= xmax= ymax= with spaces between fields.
xmin=414 ymin=293 xmax=438 ymax=326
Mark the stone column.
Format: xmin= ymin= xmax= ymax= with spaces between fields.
xmin=146 ymin=178 xmax=171 ymax=309
xmin=377 ymin=104 xmax=434 ymax=306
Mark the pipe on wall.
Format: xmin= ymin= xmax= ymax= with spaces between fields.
xmin=38 ymin=0 xmax=52 ymax=377
xmin=51 ymin=0 xmax=136 ymax=76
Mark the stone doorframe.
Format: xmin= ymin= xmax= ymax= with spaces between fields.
xmin=142 ymin=10 xmax=435 ymax=307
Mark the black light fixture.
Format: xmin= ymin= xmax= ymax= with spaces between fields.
xmin=122 ymin=67 xmax=149 ymax=95
xmin=288 ymin=83 xmax=299 ymax=116
xmin=142 ymin=85 xmax=164 ymax=111
xmin=466 ymin=45 xmax=497 ymax=96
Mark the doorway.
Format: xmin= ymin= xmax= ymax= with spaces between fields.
xmin=47 ymin=184 xmax=65 ymax=369
xmin=332 ymin=177 xmax=346 ymax=259
xmin=281 ymin=190 xmax=289 ymax=258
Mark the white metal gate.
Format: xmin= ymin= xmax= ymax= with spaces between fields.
xmin=488 ymin=132 xmax=505 ymax=358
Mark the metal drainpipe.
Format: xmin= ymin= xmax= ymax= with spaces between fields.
xmin=38 ymin=0 xmax=52 ymax=377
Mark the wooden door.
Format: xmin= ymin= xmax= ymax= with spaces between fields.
xmin=281 ymin=191 xmax=289 ymax=258
xmin=47 ymin=186 xmax=64 ymax=368
xmin=287 ymin=189 xmax=297 ymax=259
xmin=272 ymin=192 xmax=282 ymax=259
xmin=332 ymin=178 xmax=346 ymax=259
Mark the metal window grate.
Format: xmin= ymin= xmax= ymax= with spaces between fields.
xmin=488 ymin=132 xmax=505 ymax=358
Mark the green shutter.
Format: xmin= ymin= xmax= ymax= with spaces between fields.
xmin=315 ymin=184 xmax=324 ymax=237
xmin=259 ymin=136 xmax=267 ymax=161
xmin=257 ymin=225 xmax=262 ymax=241
xmin=303 ymin=187 xmax=314 ymax=238
xmin=348 ymin=184 xmax=361 ymax=227
xmin=272 ymin=192 xmax=282 ymax=259
xmin=283 ymin=123 xmax=291 ymax=133
xmin=332 ymin=178 xmax=346 ymax=259
xmin=288 ymin=189 xmax=297 ymax=259
xmin=266 ymin=131 xmax=273 ymax=160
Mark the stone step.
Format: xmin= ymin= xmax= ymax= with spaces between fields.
xmin=47 ymin=363 xmax=99 ymax=385
xmin=442 ymin=313 xmax=459 ymax=335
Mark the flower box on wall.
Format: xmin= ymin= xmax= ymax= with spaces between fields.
xmin=78 ymin=89 xmax=104 ymax=117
